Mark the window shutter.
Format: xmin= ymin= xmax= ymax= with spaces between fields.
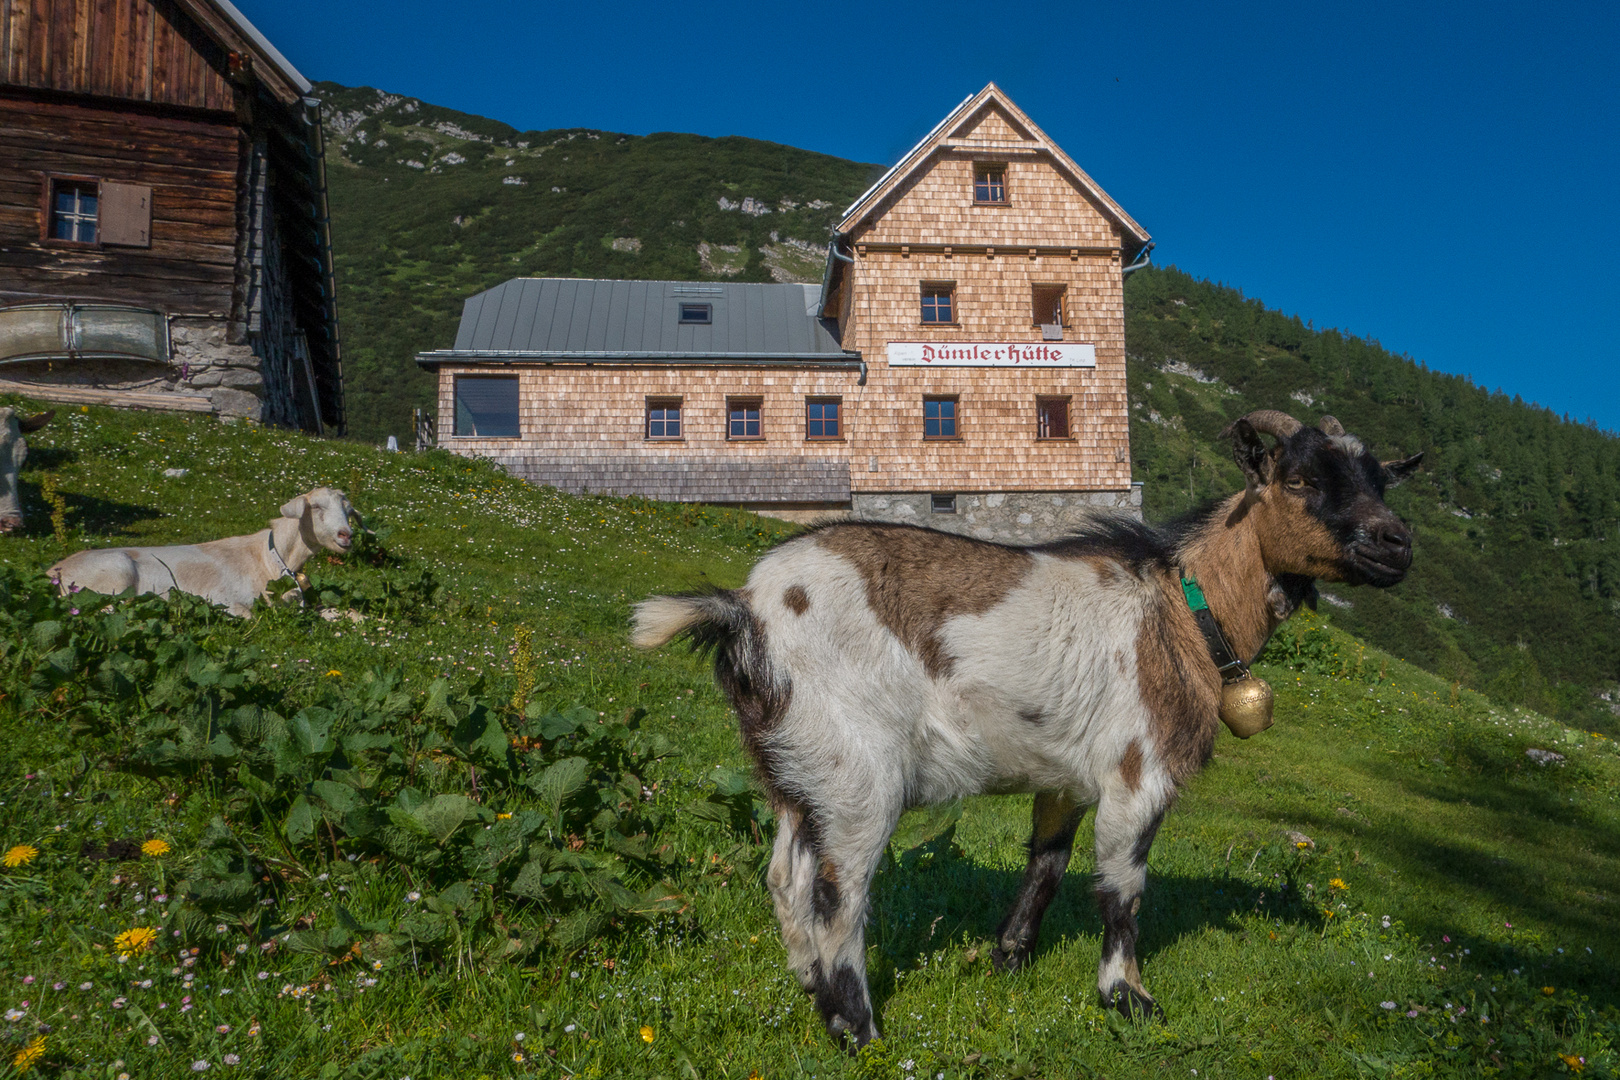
xmin=99 ymin=182 xmax=152 ymax=247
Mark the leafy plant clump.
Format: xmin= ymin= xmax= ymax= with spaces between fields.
xmin=0 ymin=565 xmax=684 ymax=961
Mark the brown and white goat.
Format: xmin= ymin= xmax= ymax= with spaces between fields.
xmin=632 ymin=411 xmax=1421 ymax=1049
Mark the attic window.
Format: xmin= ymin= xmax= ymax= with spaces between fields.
xmin=973 ymin=166 xmax=1007 ymax=204
xmin=1032 ymin=284 xmax=1066 ymax=328
xmin=679 ymin=303 xmax=712 ymax=325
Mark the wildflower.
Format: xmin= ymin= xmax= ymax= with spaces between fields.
xmin=3 ymin=844 xmax=39 ymax=868
xmin=325 ymin=670 xmax=342 ymax=677
xmin=1544 ymin=986 xmax=1556 ymax=996
xmin=514 ymin=1033 xmax=525 ymax=1042
xmin=4 ymin=1008 xmax=23 ymax=1021
xmin=12 ymin=1036 xmax=46 ymax=1072
xmin=224 ymin=1055 xmax=240 ymax=1066
xmin=1380 ymin=1001 xmax=1396 ymax=1009
xmin=247 ymin=1024 xmax=260 ymax=1037
xmin=1329 ymin=878 xmax=1348 ymax=890
xmin=512 ymin=1052 xmax=525 ymax=1063
xmin=147 ymin=1036 xmax=159 ymax=1046
xmin=371 ymin=960 xmax=383 ymax=971
xmin=192 ymin=1060 xmax=210 ymax=1071
xmin=405 ymin=891 xmax=421 ymax=903
xmin=114 ymin=927 xmax=158 ymax=957
xmin=496 ymin=813 xmax=513 ymax=820
xmin=141 ymin=839 xmax=171 ymax=858
xmin=640 ymin=1025 xmax=655 ymax=1043
xmin=1559 ymin=1054 xmax=1585 ymax=1072
xmin=78 ymin=983 xmax=91 ymax=991
xmin=216 ymin=1024 xmax=230 ymax=1033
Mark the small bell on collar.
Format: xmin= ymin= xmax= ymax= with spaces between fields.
xmin=294 ymin=571 xmax=312 ymax=593
xmin=1219 ymin=669 xmax=1274 ymax=738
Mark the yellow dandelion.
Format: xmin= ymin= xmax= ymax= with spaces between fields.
xmin=12 ymin=1035 xmax=46 ymax=1072
xmin=1560 ymin=1053 xmax=1585 ymax=1072
xmin=141 ymin=839 xmax=171 ymax=858
xmin=114 ymin=926 xmax=158 ymax=957
xmin=326 ymin=669 xmax=343 ymax=677
xmin=640 ymin=1025 xmax=655 ymax=1044
xmin=1329 ymin=878 xmax=1348 ymax=890
xmin=1294 ymin=841 xmax=1308 ymax=849
xmin=496 ymin=813 xmax=513 ymax=821
xmin=3 ymin=844 xmax=39 ymax=868
xmin=1544 ymin=986 xmax=1557 ymax=996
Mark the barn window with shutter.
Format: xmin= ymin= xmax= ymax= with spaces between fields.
xmin=452 ymin=375 xmax=521 ymax=437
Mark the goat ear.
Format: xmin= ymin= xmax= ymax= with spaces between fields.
xmin=280 ymin=495 xmax=309 ymax=519
xmin=1382 ymin=452 xmax=1424 ymax=487
xmin=19 ymin=411 xmax=54 ymax=433
xmin=1226 ymin=419 xmax=1271 ymax=489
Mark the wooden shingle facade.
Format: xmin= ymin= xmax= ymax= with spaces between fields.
xmin=0 ymin=0 xmax=341 ymax=430
xmin=423 ymin=84 xmax=1148 ymax=540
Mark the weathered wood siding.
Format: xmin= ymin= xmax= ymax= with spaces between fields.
xmin=0 ymin=92 xmax=238 ymax=312
xmin=0 ymin=0 xmax=235 ymax=112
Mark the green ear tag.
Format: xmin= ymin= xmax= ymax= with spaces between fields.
xmin=1181 ymin=575 xmax=1209 ymax=612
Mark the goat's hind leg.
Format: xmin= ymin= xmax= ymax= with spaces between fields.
xmin=1093 ymin=783 xmax=1168 ymax=1020
xmin=992 ymin=790 xmax=1087 ymax=972
xmin=801 ymin=794 xmax=900 ymax=1052
xmin=765 ymin=801 xmax=820 ymax=993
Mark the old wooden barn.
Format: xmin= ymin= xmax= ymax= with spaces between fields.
xmin=420 ymin=84 xmax=1150 ymax=541
xmin=0 ymin=0 xmax=342 ymax=430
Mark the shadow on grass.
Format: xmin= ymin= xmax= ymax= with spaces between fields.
xmin=15 ymin=476 xmax=163 ymax=539
xmin=863 ymin=832 xmax=1322 ymax=1023
xmin=1222 ymin=754 xmax=1620 ymax=1010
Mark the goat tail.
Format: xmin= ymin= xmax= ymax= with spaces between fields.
xmin=630 ymin=590 xmax=752 ymax=651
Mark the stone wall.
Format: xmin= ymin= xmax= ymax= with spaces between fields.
xmin=852 ymin=486 xmax=1142 ymax=544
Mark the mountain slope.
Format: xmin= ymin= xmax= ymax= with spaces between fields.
xmin=1124 ymin=266 xmax=1620 ymax=728
xmin=313 ymin=83 xmax=882 ymax=443
xmin=311 ymin=85 xmax=1620 ymax=727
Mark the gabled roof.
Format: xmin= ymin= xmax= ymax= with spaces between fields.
xmin=417 ymin=279 xmax=858 ymax=367
xmin=835 ymin=82 xmax=1150 ymax=255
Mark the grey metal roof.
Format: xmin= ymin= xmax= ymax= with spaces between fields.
xmin=421 ymin=278 xmax=855 ymax=364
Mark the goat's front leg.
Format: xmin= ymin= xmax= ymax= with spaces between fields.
xmin=992 ymin=790 xmax=1087 ymax=972
xmin=1093 ymin=784 xmax=1167 ymax=1020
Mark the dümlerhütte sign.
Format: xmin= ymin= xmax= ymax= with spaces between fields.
xmin=886 ymin=342 xmax=1096 ymax=367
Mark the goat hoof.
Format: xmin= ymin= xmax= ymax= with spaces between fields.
xmin=990 ymin=943 xmax=1030 ymax=973
xmin=1104 ymin=981 xmax=1164 ymax=1022
xmin=826 ymin=1016 xmax=875 ymax=1056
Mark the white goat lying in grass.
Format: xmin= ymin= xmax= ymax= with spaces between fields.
xmin=49 ymin=487 xmax=354 ymax=616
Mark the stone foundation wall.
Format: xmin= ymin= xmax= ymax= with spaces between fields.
xmin=851 ymin=486 xmax=1142 ymax=544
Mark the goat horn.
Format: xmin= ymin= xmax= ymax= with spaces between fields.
xmin=1318 ymin=415 xmax=1345 ymax=437
xmin=1224 ymin=410 xmax=1302 ymax=440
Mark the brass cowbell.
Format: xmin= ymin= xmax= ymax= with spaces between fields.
xmin=1218 ymin=669 xmax=1274 ymax=738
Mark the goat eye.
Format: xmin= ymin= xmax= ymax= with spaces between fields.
xmin=1285 ymin=476 xmax=1308 ymax=490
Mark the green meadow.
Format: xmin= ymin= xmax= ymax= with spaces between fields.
xmin=1 ymin=399 xmax=1617 ymax=1079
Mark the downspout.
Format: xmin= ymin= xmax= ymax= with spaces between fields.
xmin=302 ymin=95 xmax=344 ymax=434
xmin=1121 ymin=241 xmax=1155 ymax=277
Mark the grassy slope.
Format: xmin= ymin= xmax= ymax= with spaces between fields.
xmin=313 ymin=83 xmax=882 ymax=444
xmin=3 ymin=399 xmax=1618 ymax=1079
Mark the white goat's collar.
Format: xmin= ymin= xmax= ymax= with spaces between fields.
xmin=268 ymin=529 xmax=305 ymax=601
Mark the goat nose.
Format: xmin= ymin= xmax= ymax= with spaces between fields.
xmin=1378 ymin=523 xmax=1410 ymax=550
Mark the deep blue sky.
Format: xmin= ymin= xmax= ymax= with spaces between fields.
xmin=242 ymin=0 xmax=1619 ymax=432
